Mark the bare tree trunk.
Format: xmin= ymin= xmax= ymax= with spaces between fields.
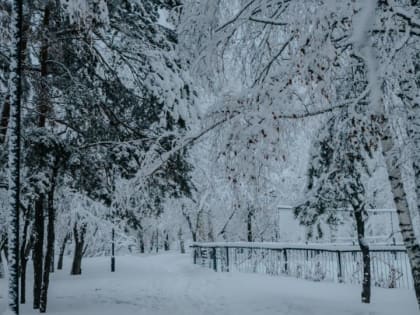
xmin=217 ymin=208 xmax=238 ymax=241
xmin=32 ymin=196 xmax=44 ymax=309
xmin=381 ymin=118 xmax=420 ymax=307
xmin=137 ymin=229 xmax=145 ymax=254
xmin=164 ymin=232 xmax=170 ymax=251
xmin=155 ymin=229 xmax=159 ymax=253
xmin=40 ymin=163 xmax=58 ymax=312
xmin=178 ymin=228 xmax=185 ymax=254
xmin=71 ymin=223 xmax=86 ymax=275
xmin=6 ymin=0 xmax=24 ymax=313
xmin=149 ymin=231 xmax=154 ymax=253
xmin=20 ymin=209 xmax=31 ymax=304
xmin=57 ymin=233 xmax=69 ymax=270
xmin=50 ymin=247 xmax=55 ymax=273
xmin=182 ymin=211 xmax=197 ymax=242
xmin=0 ymin=239 xmax=6 ymax=278
xmin=414 ymin=161 xmax=420 ymax=226
xmin=0 ymin=252 xmax=3 ymax=279
xmin=33 ymin=2 xmax=53 ymax=309
xmin=247 ymin=207 xmax=253 ymax=242
xmin=0 ymin=98 xmax=10 ymax=144
xmin=207 ymin=212 xmax=214 ymax=242
xmin=354 ymin=206 xmax=370 ymax=303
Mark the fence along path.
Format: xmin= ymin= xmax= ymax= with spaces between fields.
xmin=191 ymin=242 xmax=412 ymax=289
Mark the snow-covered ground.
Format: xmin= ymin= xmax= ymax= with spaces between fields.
xmin=0 ymin=252 xmax=418 ymax=315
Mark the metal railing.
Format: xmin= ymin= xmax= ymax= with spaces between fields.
xmin=191 ymin=242 xmax=412 ymax=289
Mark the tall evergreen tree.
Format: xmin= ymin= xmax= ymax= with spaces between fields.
xmin=0 ymin=0 xmax=196 ymax=312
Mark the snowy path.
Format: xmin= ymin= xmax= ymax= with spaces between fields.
xmin=0 ymin=252 xmax=418 ymax=315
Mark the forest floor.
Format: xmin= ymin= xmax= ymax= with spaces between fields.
xmin=0 ymin=252 xmax=418 ymax=315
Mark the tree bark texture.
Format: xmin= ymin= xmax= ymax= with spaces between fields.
xmin=354 ymin=207 xmax=371 ymax=304
xmin=7 ymin=0 xmax=24 ymax=313
xmin=71 ymin=223 xmax=86 ymax=275
xmin=40 ymin=163 xmax=58 ymax=312
xmin=380 ymin=118 xmax=420 ymax=308
xmin=32 ymin=196 xmax=44 ymax=309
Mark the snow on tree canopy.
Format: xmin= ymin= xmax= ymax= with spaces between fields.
xmin=61 ymin=0 xmax=109 ymax=26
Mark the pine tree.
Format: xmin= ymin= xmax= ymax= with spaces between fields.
xmin=0 ymin=0 xmax=197 ymax=312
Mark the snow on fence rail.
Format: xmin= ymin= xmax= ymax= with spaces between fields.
xmin=190 ymin=242 xmax=413 ymax=290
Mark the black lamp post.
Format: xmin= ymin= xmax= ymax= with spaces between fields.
xmin=111 ymin=227 xmax=115 ymax=272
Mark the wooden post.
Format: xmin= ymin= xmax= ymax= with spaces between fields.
xmin=193 ymin=246 xmax=197 ymax=265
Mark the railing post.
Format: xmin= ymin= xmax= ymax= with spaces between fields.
xmin=193 ymin=246 xmax=197 ymax=265
xmin=225 ymin=247 xmax=229 ymax=272
xmin=337 ymin=251 xmax=343 ymax=283
xmin=283 ymin=249 xmax=288 ymax=274
xmin=213 ymin=247 xmax=217 ymax=272
xmin=189 ymin=244 xmax=409 ymax=290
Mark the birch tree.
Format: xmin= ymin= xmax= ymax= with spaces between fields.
xmin=0 ymin=0 xmax=197 ymax=312
xmin=348 ymin=0 xmax=420 ymax=307
xmin=180 ymin=0 xmax=420 ymax=307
